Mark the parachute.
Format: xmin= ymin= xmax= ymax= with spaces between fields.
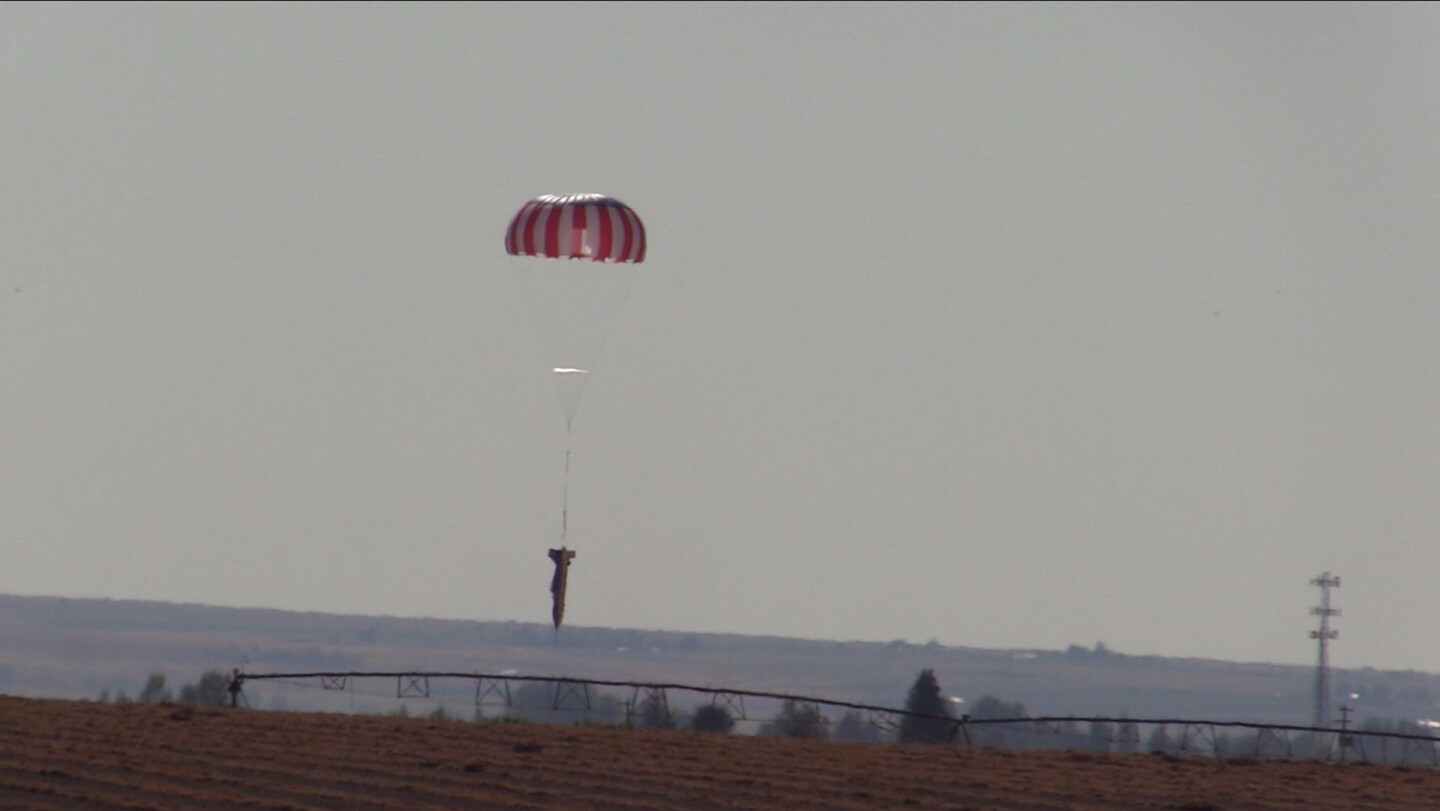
xmin=505 ymin=193 xmax=646 ymax=262
xmin=503 ymin=194 xmax=647 ymax=628
xmin=505 ymin=194 xmax=646 ymax=422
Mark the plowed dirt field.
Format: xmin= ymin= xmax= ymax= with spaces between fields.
xmin=2 ymin=695 xmax=1438 ymax=810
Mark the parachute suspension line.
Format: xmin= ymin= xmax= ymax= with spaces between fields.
xmin=561 ymin=418 xmax=574 ymax=545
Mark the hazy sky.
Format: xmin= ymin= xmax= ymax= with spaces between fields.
xmin=3 ymin=2 xmax=1437 ymax=674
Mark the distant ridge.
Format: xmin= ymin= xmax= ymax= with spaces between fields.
xmin=2 ymin=592 xmax=1438 ymax=728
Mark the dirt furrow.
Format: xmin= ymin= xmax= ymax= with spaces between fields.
xmin=5 ymin=696 xmax=1440 ymax=810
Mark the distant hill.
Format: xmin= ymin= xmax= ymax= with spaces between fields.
xmin=2 ymin=593 xmax=1436 ymax=728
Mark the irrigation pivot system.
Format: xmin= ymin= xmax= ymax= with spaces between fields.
xmin=224 ymin=668 xmax=1440 ymax=768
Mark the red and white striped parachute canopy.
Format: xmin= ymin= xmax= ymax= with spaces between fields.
xmin=504 ymin=194 xmax=646 ymax=263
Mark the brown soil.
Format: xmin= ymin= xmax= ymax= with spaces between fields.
xmin=1 ymin=695 xmax=1437 ymax=810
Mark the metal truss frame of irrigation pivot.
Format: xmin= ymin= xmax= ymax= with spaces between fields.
xmin=224 ymin=669 xmax=1440 ymax=769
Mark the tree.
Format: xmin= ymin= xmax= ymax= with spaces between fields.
xmin=634 ymin=693 xmax=676 ymax=730
xmin=833 ymin=710 xmax=882 ymax=743
xmin=762 ymin=699 xmax=828 ymax=740
xmin=1086 ymin=719 xmax=1114 ymax=751
xmin=138 ymin=673 xmax=171 ymax=705
xmin=508 ymin=681 xmax=625 ymax=726
xmin=1145 ymin=723 xmax=1176 ymax=754
xmin=177 ymin=671 xmax=231 ymax=706
xmin=899 ymin=669 xmax=954 ymax=744
xmin=1114 ymin=720 xmax=1141 ymax=753
xmin=690 ymin=704 xmax=735 ymax=734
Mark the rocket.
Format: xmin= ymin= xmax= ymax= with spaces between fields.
xmin=548 ymin=547 xmax=576 ymax=629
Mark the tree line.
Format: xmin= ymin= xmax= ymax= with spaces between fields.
xmin=97 ymin=671 xmax=231 ymax=707
xmin=98 ymin=668 xmax=1434 ymax=764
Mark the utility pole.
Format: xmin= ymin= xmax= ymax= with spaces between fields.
xmin=1310 ymin=572 xmax=1341 ymax=729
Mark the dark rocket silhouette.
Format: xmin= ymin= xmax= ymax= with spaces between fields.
xmin=548 ymin=547 xmax=576 ymax=629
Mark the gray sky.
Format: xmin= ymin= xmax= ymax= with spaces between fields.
xmin=3 ymin=2 xmax=1437 ymax=673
